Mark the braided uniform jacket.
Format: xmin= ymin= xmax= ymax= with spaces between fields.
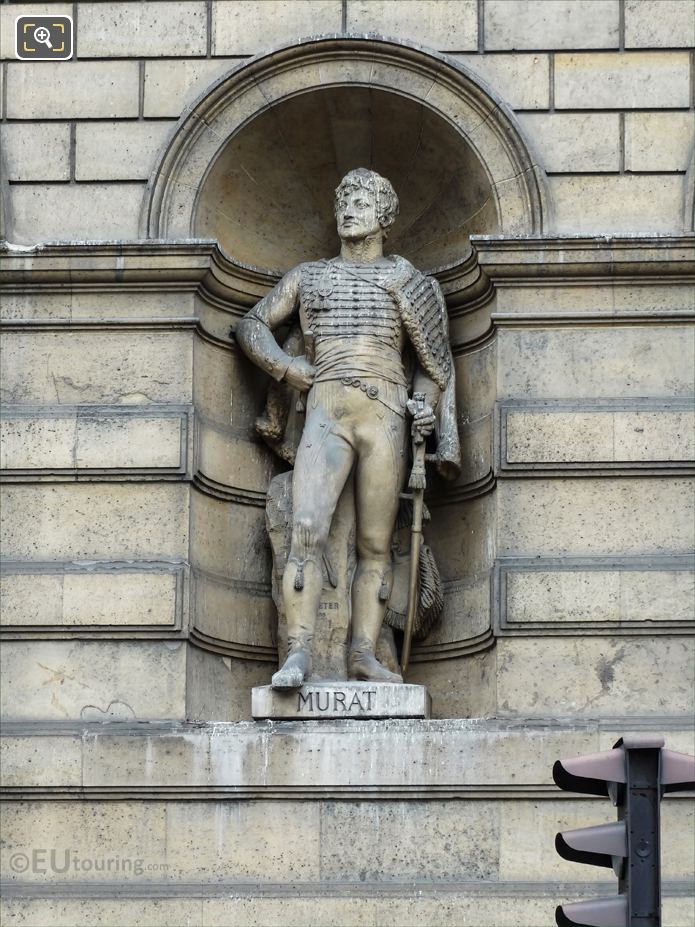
xmin=299 ymin=257 xmax=451 ymax=391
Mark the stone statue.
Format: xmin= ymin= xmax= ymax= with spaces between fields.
xmin=236 ymin=168 xmax=460 ymax=690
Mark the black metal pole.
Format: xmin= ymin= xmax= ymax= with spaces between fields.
xmin=621 ymin=744 xmax=661 ymax=927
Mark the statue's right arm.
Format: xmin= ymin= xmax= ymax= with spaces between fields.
xmin=234 ymin=266 xmax=303 ymax=382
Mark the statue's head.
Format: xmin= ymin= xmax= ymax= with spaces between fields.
xmin=334 ymin=168 xmax=399 ymax=242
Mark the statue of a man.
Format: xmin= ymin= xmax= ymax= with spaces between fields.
xmin=236 ymin=168 xmax=459 ymax=690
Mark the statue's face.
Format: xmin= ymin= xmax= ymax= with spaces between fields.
xmin=335 ymin=187 xmax=382 ymax=242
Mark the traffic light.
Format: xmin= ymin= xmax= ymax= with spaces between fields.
xmin=553 ymin=734 xmax=695 ymax=927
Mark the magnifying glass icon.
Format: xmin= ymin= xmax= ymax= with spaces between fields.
xmin=34 ymin=26 xmax=53 ymax=49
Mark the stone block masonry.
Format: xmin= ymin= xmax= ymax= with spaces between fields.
xmin=483 ymin=0 xmax=620 ymax=50
xmin=1 ymin=0 xmax=693 ymax=243
xmin=0 ymin=3 xmax=693 ymax=925
xmin=212 ymin=1 xmax=343 ymax=55
xmin=346 ymin=0 xmax=478 ymax=51
xmin=75 ymin=122 xmax=176 ymax=181
xmin=77 ymin=2 xmax=208 ymax=57
xmin=554 ymin=51 xmax=691 ymax=109
xmin=0 ymin=123 xmax=71 ymax=181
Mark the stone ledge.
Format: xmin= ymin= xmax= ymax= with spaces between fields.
xmin=1 ymin=717 xmax=692 ymax=799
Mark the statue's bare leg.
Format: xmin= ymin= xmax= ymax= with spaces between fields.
xmin=348 ymin=411 xmax=407 ymax=683
xmin=273 ymin=403 xmax=355 ymax=690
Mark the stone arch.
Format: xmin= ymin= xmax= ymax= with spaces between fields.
xmin=141 ymin=35 xmax=551 ymax=274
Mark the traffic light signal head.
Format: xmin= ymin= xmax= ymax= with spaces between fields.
xmin=553 ymin=736 xmax=694 ymax=927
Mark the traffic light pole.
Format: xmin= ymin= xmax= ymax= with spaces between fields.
xmin=622 ymin=744 xmax=660 ymax=927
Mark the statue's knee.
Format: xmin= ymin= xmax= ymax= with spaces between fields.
xmin=291 ymin=516 xmax=326 ymax=557
xmin=356 ymin=533 xmax=391 ymax=561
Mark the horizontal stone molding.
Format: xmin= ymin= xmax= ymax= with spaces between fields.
xmin=0 ymin=405 xmax=191 ymax=479
xmin=0 ymin=561 xmax=187 ymax=637
xmin=2 ymin=238 xmax=693 ymax=339
xmin=494 ymin=555 xmax=695 ymax=636
xmin=411 ymin=629 xmax=495 ymax=662
xmin=497 ymin=398 xmax=695 ymax=477
xmin=472 ymin=234 xmax=695 ymax=323
xmin=428 ymin=469 xmax=497 ymax=507
xmin=1 ymin=717 xmax=691 ymax=801
xmin=3 ymin=882 xmax=690 ymax=900
xmin=191 ymin=472 xmax=267 ymax=506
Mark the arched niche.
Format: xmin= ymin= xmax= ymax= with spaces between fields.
xmin=141 ymin=36 xmax=551 ymax=717
xmin=141 ymin=35 xmax=551 ymax=270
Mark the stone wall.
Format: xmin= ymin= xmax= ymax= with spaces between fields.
xmin=1 ymin=3 xmax=694 ymax=926
xmin=2 ymin=0 xmax=694 ymax=243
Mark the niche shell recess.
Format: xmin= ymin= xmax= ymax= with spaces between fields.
xmin=193 ymin=86 xmax=499 ymax=275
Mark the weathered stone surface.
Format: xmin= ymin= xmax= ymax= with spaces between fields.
xmin=499 ymin=798 xmax=694 ymax=880
xmin=0 ymin=123 xmax=71 ymax=181
xmin=484 ymin=0 xmax=619 ymax=49
xmin=0 ymin=568 xmax=179 ymax=627
xmin=496 ymin=281 xmax=695 ymax=315
xmin=143 ymin=58 xmax=241 ymax=117
xmin=189 ymin=491 xmax=269 ymax=583
xmin=517 ymin=113 xmax=620 ymax=172
xmin=0 ymin=900 xmax=204 ymax=927
xmin=5 ymin=61 xmax=140 ymax=118
xmin=1 ymin=895 xmax=693 ymax=927
xmin=196 ymin=422 xmax=276 ymax=494
xmin=70 ymin=719 xmax=610 ymax=791
xmin=2 ymin=483 xmax=189 ymax=560
xmin=407 ymin=649 xmax=498 ymax=720
xmin=505 ymin=568 xmax=695 ymax=625
xmin=504 ymin=408 xmax=695 ymax=464
xmin=320 ymin=800 xmax=498 ymax=881
xmin=0 ymin=411 xmax=185 ymax=470
xmin=0 ymin=735 xmax=82 ymax=788
xmin=78 ymin=1 xmax=207 ymax=57
xmin=186 ymin=649 xmax=271 ymax=722
xmin=624 ymin=0 xmax=695 ymax=47
xmin=496 ymin=478 xmax=694 ymax=557
xmin=204 ymin=897 xmax=376 ymax=927
xmin=496 ymin=636 xmax=694 ymax=717
xmin=346 ymin=0 xmax=478 ymax=51
xmin=555 ymin=52 xmax=690 ymax=109
xmin=164 ymin=802 xmax=321 ymax=882
xmin=455 ymin=53 xmax=550 ymax=109
xmin=1 ymin=801 xmax=167 ymax=882
xmin=212 ymin=0 xmax=342 ymax=55
xmin=0 ymin=331 xmax=192 ymax=405
xmin=497 ymin=327 xmax=695 ymax=400
xmin=550 ymin=174 xmax=685 ymax=234
xmin=0 ymin=287 xmax=196 ymax=323
xmin=75 ymin=122 xmax=175 ymax=180
xmin=0 ymin=640 xmax=187 ymax=721
xmin=253 ymin=683 xmax=430 ymax=720
xmin=10 ymin=182 xmax=144 ymax=244
xmin=624 ymin=112 xmax=695 ymax=172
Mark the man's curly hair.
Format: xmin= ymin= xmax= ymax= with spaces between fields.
xmin=334 ymin=168 xmax=400 ymax=235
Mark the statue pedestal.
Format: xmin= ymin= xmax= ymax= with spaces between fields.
xmin=252 ymin=682 xmax=430 ymax=720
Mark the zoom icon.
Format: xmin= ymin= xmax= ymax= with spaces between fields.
xmin=16 ymin=16 xmax=73 ymax=60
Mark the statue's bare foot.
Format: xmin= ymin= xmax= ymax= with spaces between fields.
xmin=348 ymin=643 xmax=403 ymax=684
xmin=271 ymin=649 xmax=311 ymax=690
